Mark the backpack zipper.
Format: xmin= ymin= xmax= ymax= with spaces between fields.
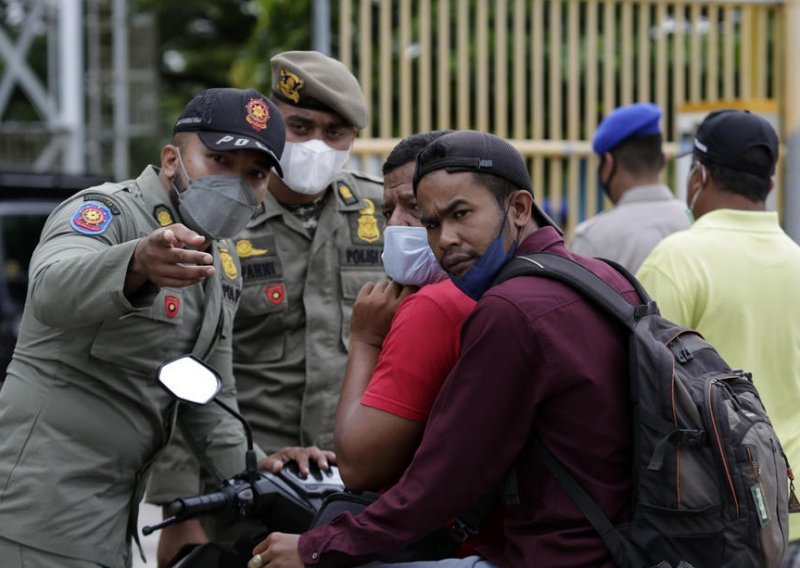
xmin=770 ymin=439 xmax=787 ymax=542
xmin=707 ymin=377 xmax=740 ymax=518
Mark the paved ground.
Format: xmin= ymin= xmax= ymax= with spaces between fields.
xmin=133 ymin=502 xmax=162 ymax=568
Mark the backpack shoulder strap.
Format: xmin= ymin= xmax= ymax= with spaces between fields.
xmin=533 ymin=438 xmax=643 ymax=567
xmin=493 ymin=252 xmax=657 ymax=329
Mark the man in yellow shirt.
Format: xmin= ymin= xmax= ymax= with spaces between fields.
xmin=637 ymin=109 xmax=800 ymax=566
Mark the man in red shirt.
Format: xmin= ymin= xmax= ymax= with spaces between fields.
xmin=334 ymin=130 xmax=475 ymax=491
xmin=251 ymin=131 xmax=635 ymax=568
xmin=333 ymin=132 xmax=503 ymax=558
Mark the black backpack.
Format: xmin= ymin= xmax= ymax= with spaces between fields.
xmin=494 ymin=252 xmax=799 ymax=568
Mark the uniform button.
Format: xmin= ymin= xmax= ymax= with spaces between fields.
xmin=312 ymin=552 xmax=319 ymax=560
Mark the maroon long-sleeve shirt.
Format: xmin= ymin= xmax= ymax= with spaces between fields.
xmin=300 ymin=227 xmax=636 ymax=567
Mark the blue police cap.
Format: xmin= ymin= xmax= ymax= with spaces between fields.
xmin=592 ymin=102 xmax=662 ymax=155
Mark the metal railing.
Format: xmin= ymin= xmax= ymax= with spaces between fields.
xmin=340 ymin=0 xmax=786 ymax=234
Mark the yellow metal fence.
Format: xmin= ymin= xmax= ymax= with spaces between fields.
xmin=339 ymin=0 xmax=785 ymax=234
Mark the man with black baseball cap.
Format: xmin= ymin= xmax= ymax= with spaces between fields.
xmin=147 ymin=51 xmax=387 ymax=566
xmin=570 ymin=103 xmax=691 ymax=273
xmin=0 ymin=87 xmax=285 ymax=567
xmin=253 ymin=130 xmax=638 ymax=568
xmin=637 ymin=109 xmax=800 ymax=566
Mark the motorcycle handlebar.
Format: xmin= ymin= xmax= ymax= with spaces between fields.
xmin=170 ymin=489 xmax=233 ymax=518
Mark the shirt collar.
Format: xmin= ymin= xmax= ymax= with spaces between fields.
xmin=516 ymin=226 xmax=565 ymax=255
xmin=617 ymin=184 xmax=676 ymax=206
xmin=138 ymin=165 xmax=181 ymax=221
xmin=694 ymin=208 xmax=780 ymax=233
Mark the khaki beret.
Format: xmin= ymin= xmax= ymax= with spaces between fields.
xmin=270 ymin=50 xmax=368 ymax=130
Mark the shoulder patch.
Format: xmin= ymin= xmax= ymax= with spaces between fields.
xmin=71 ymin=201 xmax=114 ymax=235
xmin=336 ymin=181 xmax=360 ymax=206
xmin=82 ymin=194 xmax=120 ymax=215
xmin=153 ymin=205 xmax=175 ymax=227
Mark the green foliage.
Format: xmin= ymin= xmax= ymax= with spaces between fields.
xmin=131 ymin=0 xmax=313 ymax=140
xmin=231 ymin=0 xmax=313 ymax=92
xmin=131 ymin=0 xmax=259 ymax=134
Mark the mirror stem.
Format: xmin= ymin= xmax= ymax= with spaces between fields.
xmin=213 ymin=398 xmax=258 ymax=483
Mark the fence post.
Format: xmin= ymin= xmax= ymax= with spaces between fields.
xmin=785 ymin=0 xmax=800 ymax=242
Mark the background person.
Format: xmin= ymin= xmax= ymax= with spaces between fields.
xmin=0 ymin=87 xmax=285 ymax=568
xmin=570 ymin=102 xmax=691 ymax=273
xmin=636 ymin=109 xmax=800 ymax=567
xmin=251 ymin=130 xmax=637 ymax=568
xmin=146 ymin=50 xmax=386 ymax=566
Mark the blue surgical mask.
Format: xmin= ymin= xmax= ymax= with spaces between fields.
xmin=382 ymin=226 xmax=448 ymax=287
xmin=448 ymin=210 xmax=518 ymax=301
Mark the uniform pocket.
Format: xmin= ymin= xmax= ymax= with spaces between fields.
xmin=339 ymin=268 xmax=383 ymax=351
xmin=233 ymin=279 xmax=287 ymax=363
xmin=90 ymin=289 xmax=182 ymax=375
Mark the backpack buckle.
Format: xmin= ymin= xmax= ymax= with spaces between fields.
xmin=448 ymin=518 xmax=478 ymax=544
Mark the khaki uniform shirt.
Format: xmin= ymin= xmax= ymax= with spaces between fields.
xmin=569 ymin=184 xmax=692 ymax=273
xmin=146 ymin=171 xmax=386 ymax=503
xmin=0 ymin=166 xmax=247 ymax=568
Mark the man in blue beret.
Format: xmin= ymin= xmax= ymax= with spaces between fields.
xmin=569 ymin=102 xmax=691 ymax=272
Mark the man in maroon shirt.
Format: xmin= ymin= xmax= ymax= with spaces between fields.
xmin=250 ymin=130 xmax=636 ymax=568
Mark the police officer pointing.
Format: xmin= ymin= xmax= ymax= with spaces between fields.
xmin=0 ymin=87 xmax=285 ymax=568
xmin=147 ymin=51 xmax=386 ymax=566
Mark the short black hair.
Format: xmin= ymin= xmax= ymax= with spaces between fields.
xmin=610 ymin=133 xmax=663 ymax=176
xmin=697 ymin=146 xmax=772 ymax=203
xmin=383 ymin=130 xmax=453 ymax=175
xmin=472 ymin=172 xmax=517 ymax=209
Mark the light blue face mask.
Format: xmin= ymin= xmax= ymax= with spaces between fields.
xmin=381 ymin=225 xmax=448 ymax=287
xmin=448 ymin=207 xmax=518 ymax=301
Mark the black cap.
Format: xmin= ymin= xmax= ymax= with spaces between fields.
xmin=174 ymin=88 xmax=286 ymax=176
xmin=413 ymin=130 xmax=562 ymax=232
xmin=693 ymin=109 xmax=779 ymax=178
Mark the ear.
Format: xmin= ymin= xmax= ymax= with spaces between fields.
xmin=161 ymin=144 xmax=180 ymax=180
xmin=658 ymin=151 xmax=666 ymax=171
xmin=509 ymin=190 xmax=533 ymax=229
xmin=599 ymin=152 xmax=614 ymax=177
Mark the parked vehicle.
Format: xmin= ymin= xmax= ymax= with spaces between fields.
xmin=0 ymin=171 xmax=107 ymax=375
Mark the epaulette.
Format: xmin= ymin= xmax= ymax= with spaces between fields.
xmin=347 ymin=170 xmax=384 ymax=186
xmin=334 ymin=170 xmax=383 ymax=207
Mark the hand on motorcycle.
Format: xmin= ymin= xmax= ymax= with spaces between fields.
xmin=350 ymin=279 xmax=416 ymax=348
xmin=250 ymin=532 xmax=302 ymax=568
xmin=258 ymin=446 xmax=336 ymax=477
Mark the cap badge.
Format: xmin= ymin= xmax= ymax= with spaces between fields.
xmin=71 ymin=201 xmax=113 ymax=235
xmin=245 ymin=97 xmax=270 ymax=132
xmin=278 ymin=68 xmax=304 ymax=104
xmin=236 ymin=239 xmax=268 ymax=258
xmin=219 ymin=248 xmax=238 ymax=280
xmin=356 ymin=198 xmax=380 ymax=244
xmin=164 ymin=295 xmax=180 ymax=319
xmin=153 ymin=205 xmax=174 ymax=227
xmin=265 ymin=283 xmax=285 ymax=305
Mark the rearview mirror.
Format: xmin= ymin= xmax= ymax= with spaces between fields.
xmin=157 ymin=355 xmax=221 ymax=405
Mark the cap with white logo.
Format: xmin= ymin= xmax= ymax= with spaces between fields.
xmin=173 ymin=88 xmax=286 ymax=176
